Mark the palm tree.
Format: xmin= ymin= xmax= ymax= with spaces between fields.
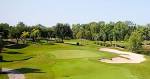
xmin=30 ymin=29 xmax=40 ymax=42
xmin=21 ymin=31 xmax=29 ymax=44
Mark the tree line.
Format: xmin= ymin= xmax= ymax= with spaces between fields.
xmin=72 ymin=21 xmax=150 ymax=52
xmin=0 ymin=21 xmax=150 ymax=52
xmin=0 ymin=22 xmax=73 ymax=43
xmin=72 ymin=21 xmax=150 ymax=41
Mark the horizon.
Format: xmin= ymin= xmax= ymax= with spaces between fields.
xmin=0 ymin=0 xmax=150 ymax=26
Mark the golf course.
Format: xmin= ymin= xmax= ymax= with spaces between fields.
xmin=1 ymin=40 xmax=150 ymax=79
xmin=0 ymin=1 xmax=150 ymax=78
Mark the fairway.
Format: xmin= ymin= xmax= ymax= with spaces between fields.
xmin=51 ymin=50 xmax=100 ymax=59
xmin=1 ymin=40 xmax=150 ymax=79
xmin=52 ymin=58 xmax=137 ymax=79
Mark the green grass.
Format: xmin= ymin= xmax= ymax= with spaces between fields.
xmin=0 ymin=74 xmax=8 ymax=79
xmin=51 ymin=50 xmax=101 ymax=59
xmin=52 ymin=60 xmax=136 ymax=79
xmin=1 ymin=40 xmax=150 ymax=79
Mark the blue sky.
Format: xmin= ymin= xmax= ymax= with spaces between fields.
xmin=0 ymin=0 xmax=150 ymax=26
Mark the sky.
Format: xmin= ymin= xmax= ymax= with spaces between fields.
xmin=0 ymin=0 xmax=150 ymax=26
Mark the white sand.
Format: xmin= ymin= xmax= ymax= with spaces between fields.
xmin=99 ymin=48 xmax=146 ymax=63
xmin=2 ymin=68 xmax=25 ymax=79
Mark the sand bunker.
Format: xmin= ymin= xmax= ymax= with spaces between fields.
xmin=2 ymin=68 xmax=25 ymax=79
xmin=99 ymin=48 xmax=146 ymax=63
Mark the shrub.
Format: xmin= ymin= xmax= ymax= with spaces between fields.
xmin=76 ymin=42 xmax=80 ymax=46
xmin=128 ymin=31 xmax=143 ymax=52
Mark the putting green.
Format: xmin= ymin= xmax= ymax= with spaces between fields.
xmin=51 ymin=50 xmax=100 ymax=59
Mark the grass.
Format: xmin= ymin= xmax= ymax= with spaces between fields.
xmin=52 ymin=60 xmax=136 ymax=79
xmin=0 ymin=74 xmax=8 ymax=79
xmin=1 ymin=40 xmax=150 ymax=79
xmin=51 ymin=50 xmax=100 ymax=59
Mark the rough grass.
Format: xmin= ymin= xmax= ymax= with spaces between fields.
xmin=1 ymin=40 xmax=150 ymax=79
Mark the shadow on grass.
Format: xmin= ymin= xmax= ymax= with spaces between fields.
xmin=2 ymin=68 xmax=44 ymax=74
xmin=1 ymin=57 xmax=33 ymax=62
xmin=2 ymin=51 xmax=23 ymax=54
xmin=15 ymin=57 xmax=33 ymax=61
xmin=35 ymin=40 xmax=56 ymax=45
xmin=5 ymin=44 xmax=29 ymax=49
xmin=13 ymin=68 xmax=44 ymax=74
xmin=4 ymin=41 xmax=16 ymax=45
xmin=64 ymin=43 xmax=76 ymax=45
xmin=64 ymin=43 xmax=84 ymax=46
xmin=0 ymin=60 xmax=13 ymax=62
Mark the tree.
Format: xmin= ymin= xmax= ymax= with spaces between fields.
xmin=114 ymin=21 xmax=128 ymax=41
xmin=76 ymin=30 xmax=83 ymax=39
xmin=148 ymin=28 xmax=150 ymax=40
xmin=72 ymin=24 xmax=81 ymax=39
xmin=47 ymin=27 xmax=54 ymax=40
xmin=33 ymin=24 xmax=47 ymax=39
xmin=0 ymin=32 xmax=3 ymax=57
xmin=9 ymin=22 xmax=27 ymax=44
xmin=16 ymin=22 xmax=26 ymax=34
xmin=112 ymin=21 xmax=129 ymax=47
xmin=100 ymin=23 xmax=107 ymax=43
xmin=107 ymin=23 xmax=114 ymax=46
xmin=54 ymin=23 xmax=73 ymax=42
xmin=9 ymin=26 xmax=20 ymax=44
xmin=128 ymin=31 xmax=143 ymax=52
xmin=21 ymin=31 xmax=29 ymax=44
xmin=89 ymin=22 xmax=99 ymax=40
xmin=64 ymin=24 xmax=73 ymax=39
xmin=0 ymin=23 xmax=9 ymax=39
xmin=0 ymin=32 xmax=4 ymax=73
xmin=30 ymin=29 xmax=40 ymax=42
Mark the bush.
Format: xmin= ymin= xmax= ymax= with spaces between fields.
xmin=56 ymin=41 xmax=64 ymax=43
xmin=105 ymin=43 xmax=111 ymax=47
xmin=136 ymin=50 xmax=150 ymax=55
xmin=116 ymin=44 xmax=125 ymax=48
xmin=55 ymin=38 xmax=64 ymax=43
xmin=147 ymin=43 xmax=150 ymax=45
xmin=76 ymin=42 xmax=80 ymax=46
xmin=128 ymin=31 xmax=143 ymax=52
